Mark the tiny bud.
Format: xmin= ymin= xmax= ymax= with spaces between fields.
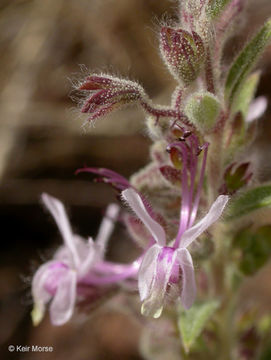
xmin=160 ymin=27 xmax=205 ymax=85
xmin=185 ymin=92 xmax=221 ymax=133
xmin=159 ymin=166 xmax=181 ymax=187
xmin=220 ymin=162 xmax=253 ymax=194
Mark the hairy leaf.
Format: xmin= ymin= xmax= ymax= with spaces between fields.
xmin=226 ymin=185 xmax=271 ymax=220
xmin=233 ymin=226 xmax=271 ymax=275
xmin=178 ymin=300 xmax=219 ymax=352
xmin=208 ymin=0 xmax=231 ymax=18
xmin=225 ymin=20 xmax=271 ymax=103
xmin=232 ymin=72 xmax=261 ymax=118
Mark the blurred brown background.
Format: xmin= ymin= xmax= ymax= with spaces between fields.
xmin=0 ymin=0 xmax=271 ymax=359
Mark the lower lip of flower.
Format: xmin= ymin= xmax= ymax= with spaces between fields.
xmin=158 ymin=247 xmax=180 ymax=283
xmin=44 ymin=262 xmax=69 ymax=294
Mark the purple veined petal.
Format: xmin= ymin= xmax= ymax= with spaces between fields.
xmin=141 ymin=248 xmax=178 ymax=318
xmin=41 ymin=193 xmax=80 ymax=268
xmin=121 ymin=189 xmax=166 ymax=246
xmin=247 ymin=96 xmax=267 ymax=123
xmin=49 ymin=269 xmax=77 ymax=326
xmin=177 ymin=248 xmax=196 ymax=310
xmin=138 ymin=244 xmax=161 ymax=301
xmin=180 ymin=195 xmax=229 ymax=249
xmin=95 ymin=203 xmax=119 ymax=255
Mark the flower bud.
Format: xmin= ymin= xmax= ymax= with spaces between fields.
xmin=185 ymin=92 xmax=221 ymax=133
xmin=78 ymin=74 xmax=145 ymax=122
xmin=160 ymin=27 xmax=205 ymax=85
xmin=220 ymin=162 xmax=252 ymax=195
xmin=159 ymin=165 xmax=181 ymax=187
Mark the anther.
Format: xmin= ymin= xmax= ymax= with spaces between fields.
xmin=196 ymin=146 xmax=203 ymax=156
xmin=183 ymin=130 xmax=192 ymax=138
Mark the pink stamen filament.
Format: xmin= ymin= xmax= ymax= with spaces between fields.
xmin=189 ymin=143 xmax=208 ymax=226
xmin=170 ymin=138 xmax=208 ymax=248
xmin=173 ymin=142 xmax=191 ymax=247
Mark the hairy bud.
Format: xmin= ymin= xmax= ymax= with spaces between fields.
xmin=220 ymin=162 xmax=252 ymax=195
xmin=185 ymin=92 xmax=221 ymax=133
xmin=160 ymin=27 xmax=205 ymax=85
xmin=78 ymin=74 xmax=146 ymax=122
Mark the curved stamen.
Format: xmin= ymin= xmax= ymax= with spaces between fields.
xmin=189 ymin=143 xmax=209 ymax=226
xmin=169 ymin=142 xmax=191 ymax=248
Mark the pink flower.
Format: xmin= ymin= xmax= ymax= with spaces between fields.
xmin=122 ymin=136 xmax=229 ymax=318
xmin=122 ymin=188 xmax=228 ymax=318
xmin=31 ymin=193 xmax=119 ymax=326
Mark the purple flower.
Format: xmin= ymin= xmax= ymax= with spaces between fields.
xmin=31 ymin=193 xmax=119 ymax=326
xmin=122 ymin=137 xmax=229 ymax=318
xmin=122 ymin=188 xmax=228 ymax=318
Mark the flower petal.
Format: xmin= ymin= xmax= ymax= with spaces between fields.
xmin=31 ymin=261 xmax=58 ymax=325
xmin=49 ymin=270 xmax=77 ymax=326
xmin=141 ymin=248 xmax=178 ymax=318
xmin=42 ymin=193 xmax=80 ymax=267
xmin=121 ymin=189 xmax=166 ymax=246
xmin=95 ymin=203 xmax=119 ymax=255
xmin=138 ymin=244 xmax=161 ymax=301
xmin=32 ymin=261 xmax=62 ymax=304
xmin=180 ymin=195 xmax=229 ymax=248
xmin=177 ymin=248 xmax=196 ymax=309
xmin=78 ymin=237 xmax=96 ymax=277
xmin=247 ymin=96 xmax=267 ymax=123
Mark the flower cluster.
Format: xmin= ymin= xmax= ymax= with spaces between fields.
xmin=31 ymin=0 xmax=271 ymax=358
xmin=32 ymin=130 xmax=229 ymax=324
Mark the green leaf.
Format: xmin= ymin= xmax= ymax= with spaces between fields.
xmin=225 ymin=19 xmax=271 ymax=103
xmin=185 ymin=92 xmax=221 ymax=132
xmin=232 ymin=72 xmax=261 ymax=118
xmin=178 ymin=300 xmax=220 ymax=353
xmin=226 ymin=185 xmax=271 ymax=220
xmin=233 ymin=226 xmax=271 ymax=275
xmin=208 ymin=0 xmax=231 ymax=18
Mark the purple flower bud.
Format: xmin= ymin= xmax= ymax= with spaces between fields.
xmin=78 ymin=74 xmax=146 ymax=122
xmin=160 ymin=27 xmax=205 ymax=85
xmin=159 ymin=165 xmax=182 ymax=187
